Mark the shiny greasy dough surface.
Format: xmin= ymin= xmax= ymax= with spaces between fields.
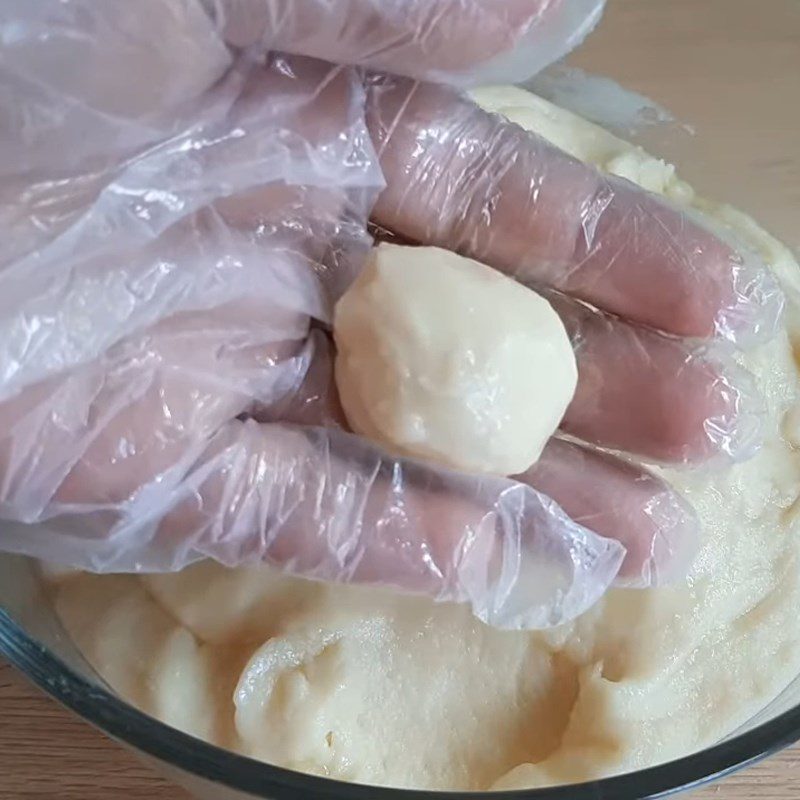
xmin=44 ymin=89 xmax=800 ymax=790
xmin=334 ymin=243 xmax=577 ymax=475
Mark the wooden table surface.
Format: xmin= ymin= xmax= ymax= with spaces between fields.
xmin=1 ymin=1 xmax=799 ymax=798
xmin=2 ymin=656 xmax=800 ymax=799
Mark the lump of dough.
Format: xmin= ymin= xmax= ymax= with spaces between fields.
xmin=143 ymin=561 xmax=323 ymax=646
xmin=333 ymin=244 xmax=577 ymax=475
xmin=53 ymin=574 xmax=222 ymax=743
xmin=233 ymin=584 xmax=574 ymax=789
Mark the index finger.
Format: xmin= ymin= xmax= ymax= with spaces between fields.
xmin=367 ymin=79 xmax=783 ymax=343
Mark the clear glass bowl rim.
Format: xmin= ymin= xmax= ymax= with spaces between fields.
xmin=3 ymin=607 xmax=800 ymax=800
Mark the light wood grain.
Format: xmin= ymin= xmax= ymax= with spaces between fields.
xmin=3 ymin=657 xmax=800 ymax=799
xmin=1 ymin=0 xmax=799 ymax=798
xmin=0 ymin=659 xmax=189 ymax=799
xmin=572 ymin=0 xmax=800 ymax=251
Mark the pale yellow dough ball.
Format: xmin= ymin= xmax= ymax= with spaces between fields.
xmin=333 ymin=244 xmax=577 ymax=475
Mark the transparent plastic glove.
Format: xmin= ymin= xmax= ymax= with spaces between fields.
xmin=367 ymin=77 xmax=784 ymax=347
xmin=363 ymin=75 xmax=783 ymax=587
xmin=0 ymin=0 xmax=781 ymax=630
xmin=207 ymin=0 xmax=606 ymax=84
xmin=521 ymin=439 xmax=699 ymax=588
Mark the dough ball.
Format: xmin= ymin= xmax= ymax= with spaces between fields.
xmin=333 ymin=244 xmax=577 ymax=475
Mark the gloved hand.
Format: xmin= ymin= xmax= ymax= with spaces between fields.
xmin=0 ymin=0 xmax=783 ymax=629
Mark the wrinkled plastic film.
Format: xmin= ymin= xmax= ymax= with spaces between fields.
xmin=546 ymin=292 xmax=766 ymax=467
xmin=0 ymin=0 xmax=773 ymax=630
xmin=0 ymin=47 xmax=379 ymax=402
xmin=0 ymin=0 xmax=232 ymax=177
xmin=467 ymin=0 xmax=606 ymax=86
xmin=561 ymin=176 xmax=785 ymax=346
xmin=205 ymin=0 xmax=604 ymax=85
xmin=679 ymin=204 xmax=786 ymax=347
xmin=0 ymin=2 xmax=627 ymax=631
xmin=0 ymin=307 xmax=315 ymax=521
xmin=1 ymin=421 xmax=625 ymax=630
xmin=367 ymin=77 xmax=784 ymax=347
xmin=521 ymin=439 xmax=699 ymax=588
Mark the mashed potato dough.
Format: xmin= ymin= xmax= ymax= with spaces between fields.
xmin=44 ymin=88 xmax=800 ymax=791
xmin=334 ymin=243 xmax=577 ymax=475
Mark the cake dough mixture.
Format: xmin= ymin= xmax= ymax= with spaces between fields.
xmin=43 ymin=87 xmax=800 ymax=791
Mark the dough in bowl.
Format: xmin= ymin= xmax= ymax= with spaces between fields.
xmin=44 ymin=87 xmax=800 ymax=792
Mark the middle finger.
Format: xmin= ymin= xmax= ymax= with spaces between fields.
xmin=366 ymin=77 xmax=781 ymax=345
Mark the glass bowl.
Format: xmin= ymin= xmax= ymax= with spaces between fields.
xmin=2 ymin=1 xmax=799 ymax=797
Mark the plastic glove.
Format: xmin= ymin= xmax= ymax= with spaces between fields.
xmin=0 ymin=0 xmax=782 ymax=629
xmin=207 ymin=0 xmax=606 ymax=84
